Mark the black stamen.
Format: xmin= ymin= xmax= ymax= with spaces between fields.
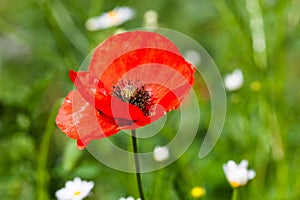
xmin=129 ymin=86 xmax=152 ymax=116
xmin=112 ymin=80 xmax=153 ymax=116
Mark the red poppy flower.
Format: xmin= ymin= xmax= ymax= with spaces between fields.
xmin=56 ymin=31 xmax=196 ymax=149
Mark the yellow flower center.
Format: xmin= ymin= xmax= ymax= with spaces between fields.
xmin=108 ymin=11 xmax=117 ymax=18
xmin=74 ymin=191 xmax=81 ymax=196
xmin=230 ymin=181 xmax=241 ymax=188
xmin=191 ymin=186 xmax=205 ymax=198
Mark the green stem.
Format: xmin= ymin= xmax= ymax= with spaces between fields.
xmin=36 ymin=100 xmax=61 ymax=200
xmin=131 ymin=130 xmax=146 ymax=200
xmin=231 ymin=188 xmax=238 ymax=200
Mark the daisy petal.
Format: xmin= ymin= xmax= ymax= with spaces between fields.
xmin=55 ymin=177 xmax=94 ymax=200
xmin=240 ymin=160 xmax=249 ymax=168
xmin=85 ymin=7 xmax=134 ymax=31
xmin=248 ymin=169 xmax=256 ymax=180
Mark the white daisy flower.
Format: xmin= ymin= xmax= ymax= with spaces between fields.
xmin=223 ymin=160 xmax=256 ymax=188
xmin=119 ymin=197 xmax=141 ymax=200
xmin=85 ymin=7 xmax=135 ymax=31
xmin=55 ymin=177 xmax=94 ymax=200
xmin=224 ymin=69 xmax=244 ymax=91
xmin=153 ymin=146 xmax=170 ymax=162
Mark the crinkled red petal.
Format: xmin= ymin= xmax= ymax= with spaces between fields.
xmin=99 ymin=48 xmax=195 ymax=111
xmin=89 ymin=31 xmax=182 ymax=78
xmin=70 ymin=70 xmax=151 ymax=126
xmin=157 ymin=82 xmax=193 ymax=112
xmin=55 ymin=90 xmax=120 ymax=149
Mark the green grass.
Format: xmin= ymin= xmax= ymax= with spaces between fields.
xmin=0 ymin=0 xmax=300 ymax=199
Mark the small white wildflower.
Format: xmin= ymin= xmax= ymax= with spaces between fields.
xmin=143 ymin=10 xmax=158 ymax=27
xmin=184 ymin=50 xmax=201 ymax=65
xmin=153 ymin=146 xmax=170 ymax=162
xmin=85 ymin=7 xmax=134 ymax=31
xmin=119 ymin=197 xmax=141 ymax=200
xmin=223 ymin=160 xmax=256 ymax=188
xmin=224 ymin=69 xmax=244 ymax=91
xmin=55 ymin=177 xmax=94 ymax=200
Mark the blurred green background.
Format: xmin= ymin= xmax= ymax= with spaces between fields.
xmin=0 ymin=0 xmax=300 ymax=199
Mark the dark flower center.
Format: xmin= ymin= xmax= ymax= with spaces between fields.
xmin=112 ymin=80 xmax=153 ymax=116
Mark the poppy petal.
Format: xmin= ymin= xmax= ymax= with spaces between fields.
xmin=157 ymin=82 xmax=193 ymax=112
xmin=89 ymin=31 xmax=182 ymax=78
xmin=70 ymin=70 xmax=150 ymax=125
xmin=99 ymin=48 xmax=195 ymax=110
xmin=100 ymin=48 xmax=194 ymax=91
xmin=72 ymin=49 xmax=194 ymax=128
xmin=55 ymin=90 xmax=119 ymax=149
